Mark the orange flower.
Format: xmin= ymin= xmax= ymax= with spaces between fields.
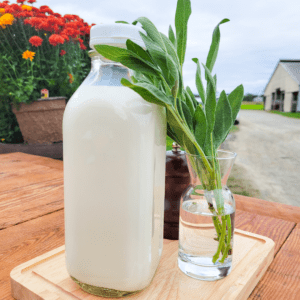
xmin=22 ymin=50 xmax=35 ymax=61
xmin=21 ymin=5 xmax=32 ymax=11
xmin=68 ymin=73 xmax=74 ymax=84
xmin=0 ymin=8 xmax=5 ymax=14
xmin=0 ymin=13 xmax=14 ymax=28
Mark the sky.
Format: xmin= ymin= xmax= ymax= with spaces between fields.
xmin=36 ymin=0 xmax=300 ymax=96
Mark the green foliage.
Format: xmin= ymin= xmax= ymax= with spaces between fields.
xmin=95 ymin=0 xmax=244 ymax=161
xmin=96 ymin=3 xmax=242 ymax=175
xmin=99 ymin=0 xmax=245 ymax=262
xmin=243 ymin=93 xmax=257 ymax=102
xmin=0 ymin=98 xmax=23 ymax=143
xmin=0 ymin=21 xmax=90 ymax=142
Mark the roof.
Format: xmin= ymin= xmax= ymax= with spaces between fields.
xmin=280 ymin=60 xmax=300 ymax=84
xmin=264 ymin=59 xmax=300 ymax=93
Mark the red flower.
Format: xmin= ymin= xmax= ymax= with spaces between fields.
xmin=48 ymin=34 xmax=65 ymax=46
xmin=4 ymin=7 xmax=15 ymax=13
xmin=40 ymin=6 xmax=53 ymax=15
xmin=0 ymin=3 xmax=7 ymax=8
xmin=27 ymin=17 xmax=42 ymax=27
xmin=60 ymin=34 xmax=69 ymax=42
xmin=29 ymin=35 xmax=43 ymax=47
xmin=60 ymin=50 xmax=66 ymax=56
xmin=27 ymin=0 xmax=36 ymax=3
xmin=17 ymin=0 xmax=26 ymax=3
xmin=79 ymin=43 xmax=86 ymax=50
xmin=16 ymin=11 xmax=33 ymax=18
xmin=65 ymin=22 xmax=78 ymax=29
xmin=64 ymin=14 xmax=74 ymax=21
xmin=11 ymin=4 xmax=21 ymax=11
xmin=35 ymin=13 xmax=46 ymax=18
xmin=53 ymin=13 xmax=61 ymax=18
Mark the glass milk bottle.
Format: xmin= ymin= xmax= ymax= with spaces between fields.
xmin=63 ymin=24 xmax=166 ymax=297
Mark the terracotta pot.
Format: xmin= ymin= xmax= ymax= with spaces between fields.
xmin=12 ymin=97 xmax=66 ymax=144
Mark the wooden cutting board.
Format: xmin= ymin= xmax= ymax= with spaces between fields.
xmin=10 ymin=229 xmax=274 ymax=300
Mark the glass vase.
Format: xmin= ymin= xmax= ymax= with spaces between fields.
xmin=178 ymin=150 xmax=236 ymax=281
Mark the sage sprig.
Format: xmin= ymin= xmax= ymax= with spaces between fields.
xmin=96 ymin=0 xmax=244 ymax=264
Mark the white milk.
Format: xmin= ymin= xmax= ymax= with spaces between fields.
xmin=63 ymin=85 xmax=166 ymax=291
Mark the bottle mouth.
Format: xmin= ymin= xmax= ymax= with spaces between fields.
xmin=186 ymin=150 xmax=237 ymax=160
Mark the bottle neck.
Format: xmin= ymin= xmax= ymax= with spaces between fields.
xmin=84 ymin=53 xmax=131 ymax=86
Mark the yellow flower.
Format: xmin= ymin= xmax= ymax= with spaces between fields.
xmin=22 ymin=50 xmax=35 ymax=62
xmin=21 ymin=5 xmax=32 ymax=11
xmin=0 ymin=13 xmax=14 ymax=28
xmin=0 ymin=8 xmax=5 ymax=14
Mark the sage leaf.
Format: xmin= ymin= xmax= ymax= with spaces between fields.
xmin=140 ymin=33 xmax=178 ymax=87
xmin=175 ymin=0 xmax=192 ymax=67
xmin=121 ymin=79 xmax=173 ymax=107
xmin=167 ymin=108 xmax=186 ymax=147
xmin=202 ymin=64 xmax=216 ymax=134
xmin=168 ymin=25 xmax=177 ymax=48
xmin=205 ymin=19 xmax=230 ymax=76
xmin=194 ymin=105 xmax=207 ymax=149
xmin=213 ymin=91 xmax=232 ymax=149
xmin=94 ymin=44 xmax=159 ymax=76
xmin=126 ymin=39 xmax=154 ymax=66
xmin=192 ymin=58 xmax=206 ymax=104
xmin=183 ymin=88 xmax=195 ymax=114
xmin=186 ymin=86 xmax=199 ymax=109
xmin=160 ymin=32 xmax=180 ymax=65
xmin=181 ymin=100 xmax=193 ymax=130
xmin=167 ymin=123 xmax=180 ymax=145
xmin=228 ymin=84 xmax=244 ymax=123
xmin=134 ymin=17 xmax=166 ymax=51
xmin=115 ymin=21 xmax=129 ymax=24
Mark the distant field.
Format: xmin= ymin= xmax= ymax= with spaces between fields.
xmin=241 ymin=102 xmax=264 ymax=110
xmin=268 ymin=111 xmax=300 ymax=119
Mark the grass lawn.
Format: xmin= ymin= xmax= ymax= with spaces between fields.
xmin=241 ymin=102 xmax=264 ymax=110
xmin=268 ymin=111 xmax=300 ymax=119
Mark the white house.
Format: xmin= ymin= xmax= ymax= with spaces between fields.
xmin=264 ymin=59 xmax=300 ymax=112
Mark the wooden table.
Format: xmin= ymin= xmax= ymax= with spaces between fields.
xmin=1 ymin=152 xmax=300 ymax=300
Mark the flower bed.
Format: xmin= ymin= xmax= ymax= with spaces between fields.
xmin=0 ymin=0 xmax=94 ymax=142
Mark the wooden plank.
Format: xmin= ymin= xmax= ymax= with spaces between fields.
xmin=235 ymin=210 xmax=295 ymax=254
xmin=250 ymin=223 xmax=300 ymax=300
xmin=235 ymin=194 xmax=300 ymax=223
xmin=0 ymin=209 xmax=294 ymax=300
xmin=10 ymin=230 xmax=274 ymax=300
xmin=0 ymin=152 xmax=63 ymax=171
xmin=0 ymin=210 xmax=65 ymax=300
xmin=0 ymin=163 xmax=63 ymax=194
xmin=0 ymin=178 xmax=64 ymax=230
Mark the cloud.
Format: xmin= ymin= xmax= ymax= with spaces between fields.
xmin=37 ymin=0 xmax=300 ymax=95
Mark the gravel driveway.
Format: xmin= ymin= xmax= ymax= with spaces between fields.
xmin=224 ymin=110 xmax=300 ymax=207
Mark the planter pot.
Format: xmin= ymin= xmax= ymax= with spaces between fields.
xmin=12 ymin=97 xmax=66 ymax=144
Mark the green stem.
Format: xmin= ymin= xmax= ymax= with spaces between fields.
xmin=220 ymin=215 xmax=232 ymax=263
xmin=159 ymin=73 xmax=172 ymax=96
xmin=212 ymin=215 xmax=226 ymax=263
